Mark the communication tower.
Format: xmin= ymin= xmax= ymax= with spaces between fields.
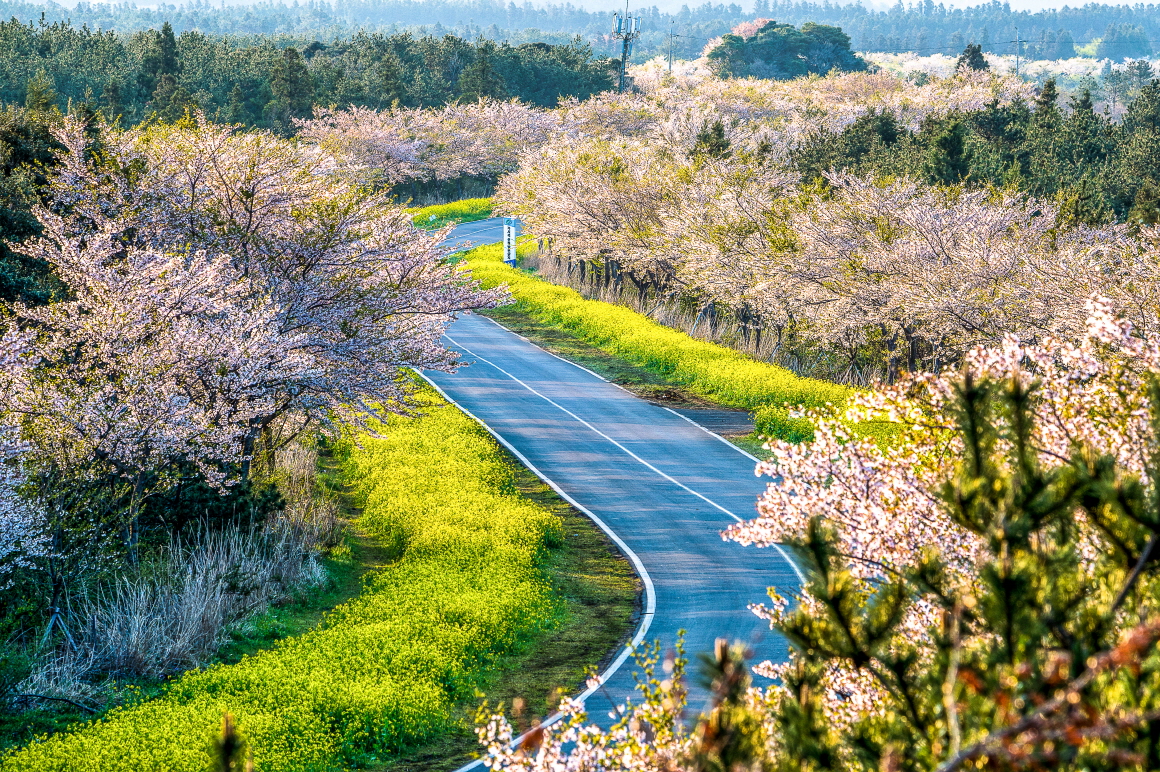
xmin=612 ymin=5 xmax=642 ymax=93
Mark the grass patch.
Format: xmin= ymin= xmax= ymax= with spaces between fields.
xmin=374 ymin=455 xmax=639 ymax=772
xmin=462 ymin=243 xmax=866 ymax=443
xmin=484 ymin=302 xmax=771 ymax=458
xmin=409 ymin=198 xmax=493 ymax=229
xmin=484 ymin=303 xmax=723 ymax=408
xmin=2 ymin=390 xmax=637 ymax=771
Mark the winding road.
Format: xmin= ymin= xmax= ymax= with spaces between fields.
xmin=433 ymin=221 xmax=802 ymax=752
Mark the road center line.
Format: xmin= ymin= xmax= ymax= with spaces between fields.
xmin=443 ymin=330 xmax=808 ymax=585
xmin=447 ymin=333 xmax=748 ymax=521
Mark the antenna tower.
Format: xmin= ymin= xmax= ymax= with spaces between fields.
xmin=612 ymin=3 xmax=642 ymax=93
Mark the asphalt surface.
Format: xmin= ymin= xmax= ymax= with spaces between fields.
xmin=432 ymin=221 xmax=803 ymax=737
xmin=441 ymin=217 xmax=505 ymax=252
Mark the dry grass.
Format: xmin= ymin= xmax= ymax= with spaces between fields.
xmin=13 ymin=442 xmax=340 ymax=703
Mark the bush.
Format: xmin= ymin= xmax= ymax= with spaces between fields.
xmin=409 ymin=197 xmax=494 ymax=229
xmin=1 ymin=393 xmax=561 ymax=771
xmin=463 ymin=242 xmax=855 ymax=442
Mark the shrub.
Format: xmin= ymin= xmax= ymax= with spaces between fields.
xmin=463 ymin=242 xmax=855 ymax=441
xmin=1 ymin=393 xmax=561 ymax=771
xmin=409 ymin=197 xmax=494 ymax=229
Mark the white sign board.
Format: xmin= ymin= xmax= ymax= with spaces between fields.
xmin=503 ymin=217 xmax=520 ymax=266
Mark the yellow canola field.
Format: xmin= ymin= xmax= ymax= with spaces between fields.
xmin=3 ymin=393 xmax=561 ymax=771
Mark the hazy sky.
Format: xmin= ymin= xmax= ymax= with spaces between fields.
xmin=593 ymin=0 xmax=1149 ymax=14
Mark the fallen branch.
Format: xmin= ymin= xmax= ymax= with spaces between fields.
xmin=12 ymin=693 xmax=97 ymax=714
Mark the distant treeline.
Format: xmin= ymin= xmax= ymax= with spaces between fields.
xmin=0 ymin=19 xmax=616 ymax=130
xmin=757 ymin=1 xmax=1159 ymax=60
xmin=1 ymin=0 xmax=1159 ymax=62
xmin=0 ymin=0 xmax=751 ymax=62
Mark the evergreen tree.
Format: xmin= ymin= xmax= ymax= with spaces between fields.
xmin=955 ymin=42 xmax=988 ymax=71
xmin=1128 ymin=182 xmax=1160 ymax=232
xmin=1053 ymin=29 xmax=1076 ymax=58
xmin=149 ymin=74 xmax=197 ymax=124
xmin=458 ymin=42 xmax=508 ymax=102
xmin=225 ymin=83 xmax=248 ymax=125
xmin=24 ymin=71 xmax=57 ymax=114
xmin=706 ymin=20 xmax=866 ymax=79
xmin=770 ymin=375 xmax=1160 ymax=771
xmin=100 ymin=79 xmax=122 ymax=124
xmin=924 ymin=119 xmax=971 ymax=184
xmin=1096 ymin=23 xmax=1152 ymax=61
xmin=267 ymin=47 xmax=314 ymax=130
xmin=373 ymin=53 xmax=405 ymax=108
xmin=0 ymin=106 xmax=59 ymax=305
xmin=692 ymin=120 xmax=732 ymax=160
xmin=138 ymin=22 xmax=180 ymax=96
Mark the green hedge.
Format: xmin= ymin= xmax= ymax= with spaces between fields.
xmin=464 ymin=242 xmax=856 ymax=442
xmin=2 ymin=393 xmax=561 ymax=771
xmin=408 ymin=198 xmax=494 ymax=229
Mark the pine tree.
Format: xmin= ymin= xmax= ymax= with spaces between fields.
xmin=458 ymin=42 xmax=508 ymax=102
xmin=100 ymin=79 xmax=122 ymax=124
xmin=138 ymin=21 xmax=180 ymax=96
xmin=924 ymin=118 xmax=971 ymax=184
xmin=149 ymin=73 xmax=197 ymax=124
xmin=770 ymin=374 xmax=1160 ymax=771
xmin=267 ymin=47 xmax=314 ymax=130
xmin=1128 ymin=182 xmax=1160 ymax=232
xmin=24 ymin=71 xmax=57 ymax=113
xmin=692 ymin=120 xmax=732 ymax=160
xmin=373 ymin=54 xmax=405 ymax=108
xmin=956 ymin=42 xmax=988 ymax=71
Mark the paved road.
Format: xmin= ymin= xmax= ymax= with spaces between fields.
xmin=441 ymin=217 xmax=505 ymax=252
xmin=431 ymin=221 xmax=802 ymax=737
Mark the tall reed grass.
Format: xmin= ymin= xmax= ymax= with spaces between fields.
xmin=11 ymin=444 xmax=338 ymax=710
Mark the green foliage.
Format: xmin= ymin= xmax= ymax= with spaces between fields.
xmin=1096 ymin=23 xmax=1152 ymax=61
xmin=0 ymin=393 xmax=563 ymax=771
xmin=770 ymin=375 xmax=1160 ymax=770
xmin=458 ymin=41 xmax=508 ymax=103
xmin=0 ymin=104 xmax=59 ymax=305
xmin=692 ymin=121 xmax=732 ymax=161
xmin=463 ymin=242 xmax=853 ymax=442
xmin=706 ymin=20 xmax=866 ymax=80
xmin=794 ymin=79 xmax=1160 ymax=225
xmin=690 ymin=639 xmax=768 ymax=772
xmin=0 ymin=20 xmax=615 ymax=130
xmin=408 ymin=197 xmax=494 ymax=229
xmin=955 ymin=43 xmax=988 ymax=71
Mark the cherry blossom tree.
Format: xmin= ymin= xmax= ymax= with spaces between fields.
xmin=0 ymin=114 xmax=504 ymax=582
xmin=474 ymin=297 xmax=1160 ymax=771
xmin=0 ymin=330 xmax=47 ymax=589
xmin=298 ymin=99 xmax=557 ymax=186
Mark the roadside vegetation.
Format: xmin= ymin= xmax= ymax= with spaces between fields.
xmin=463 ymin=241 xmax=851 ymax=443
xmin=409 ymin=198 xmax=495 ymax=229
xmin=1 ymin=390 xmax=636 ymax=771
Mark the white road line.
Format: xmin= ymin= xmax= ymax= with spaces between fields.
xmin=477 ymin=314 xmax=611 ymax=382
xmin=443 ymin=333 xmax=807 ymax=587
xmin=660 ymin=406 xmax=762 ymax=464
xmin=447 ymin=333 xmax=746 ymax=523
xmin=418 ymin=373 xmax=656 ymax=772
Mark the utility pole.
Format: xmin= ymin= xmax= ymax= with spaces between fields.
xmin=1015 ymin=27 xmax=1020 ymax=78
xmin=612 ymin=3 xmax=642 ymax=93
xmin=668 ymin=24 xmax=675 ymax=73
